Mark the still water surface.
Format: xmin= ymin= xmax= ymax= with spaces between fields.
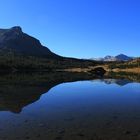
xmin=0 ymin=76 xmax=140 ymax=140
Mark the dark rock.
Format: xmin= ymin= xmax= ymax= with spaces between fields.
xmin=90 ymin=67 xmax=106 ymax=76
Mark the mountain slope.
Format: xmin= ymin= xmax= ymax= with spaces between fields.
xmin=0 ymin=26 xmax=60 ymax=58
xmin=0 ymin=26 xmax=101 ymax=72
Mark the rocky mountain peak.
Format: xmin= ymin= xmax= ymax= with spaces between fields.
xmin=0 ymin=26 xmax=60 ymax=58
xmin=10 ymin=26 xmax=22 ymax=32
xmin=91 ymin=54 xmax=133 ymax=62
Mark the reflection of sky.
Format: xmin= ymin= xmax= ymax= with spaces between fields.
xmin=130 ymin=83 xmax=140 ymax=93
xmin=0 ymin=80 xmax=140 ymax=117
xmin=0 ymin=80 xmax=140 ymax=138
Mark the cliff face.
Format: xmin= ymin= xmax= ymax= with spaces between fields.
xmin=0 ymin=26 xmax=60 ymax=58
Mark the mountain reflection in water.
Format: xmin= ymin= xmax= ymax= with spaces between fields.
xmin=0 ymin=72 xmax=139 ymax=114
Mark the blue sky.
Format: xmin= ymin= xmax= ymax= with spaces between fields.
xmin=0 ymin=0 xmax=139 ymax=58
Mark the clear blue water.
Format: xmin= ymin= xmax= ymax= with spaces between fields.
xmin=0 ymin=79 xmax=140 ymax=140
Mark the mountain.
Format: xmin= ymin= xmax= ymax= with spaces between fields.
xmin=0 ymin=26 xmax=60 ymax=58
xmin=103 ymin=55 xmax=118 ymax=61
xmin=115 ymin=54 xmax=133 ymax=61
xmin=0 ymin=26 xmax=101 ymax=72
xmin=92 ymin=54 xmax=133 ymax=62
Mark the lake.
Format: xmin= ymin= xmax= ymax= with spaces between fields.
xmin=0 ymin=72 xmax=140 ymax=140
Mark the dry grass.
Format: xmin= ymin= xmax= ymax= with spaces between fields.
xmin=112 ymin=68 xmax=140 ymax=73
xmin=64 ymin=68 xmax=89 ymax=73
